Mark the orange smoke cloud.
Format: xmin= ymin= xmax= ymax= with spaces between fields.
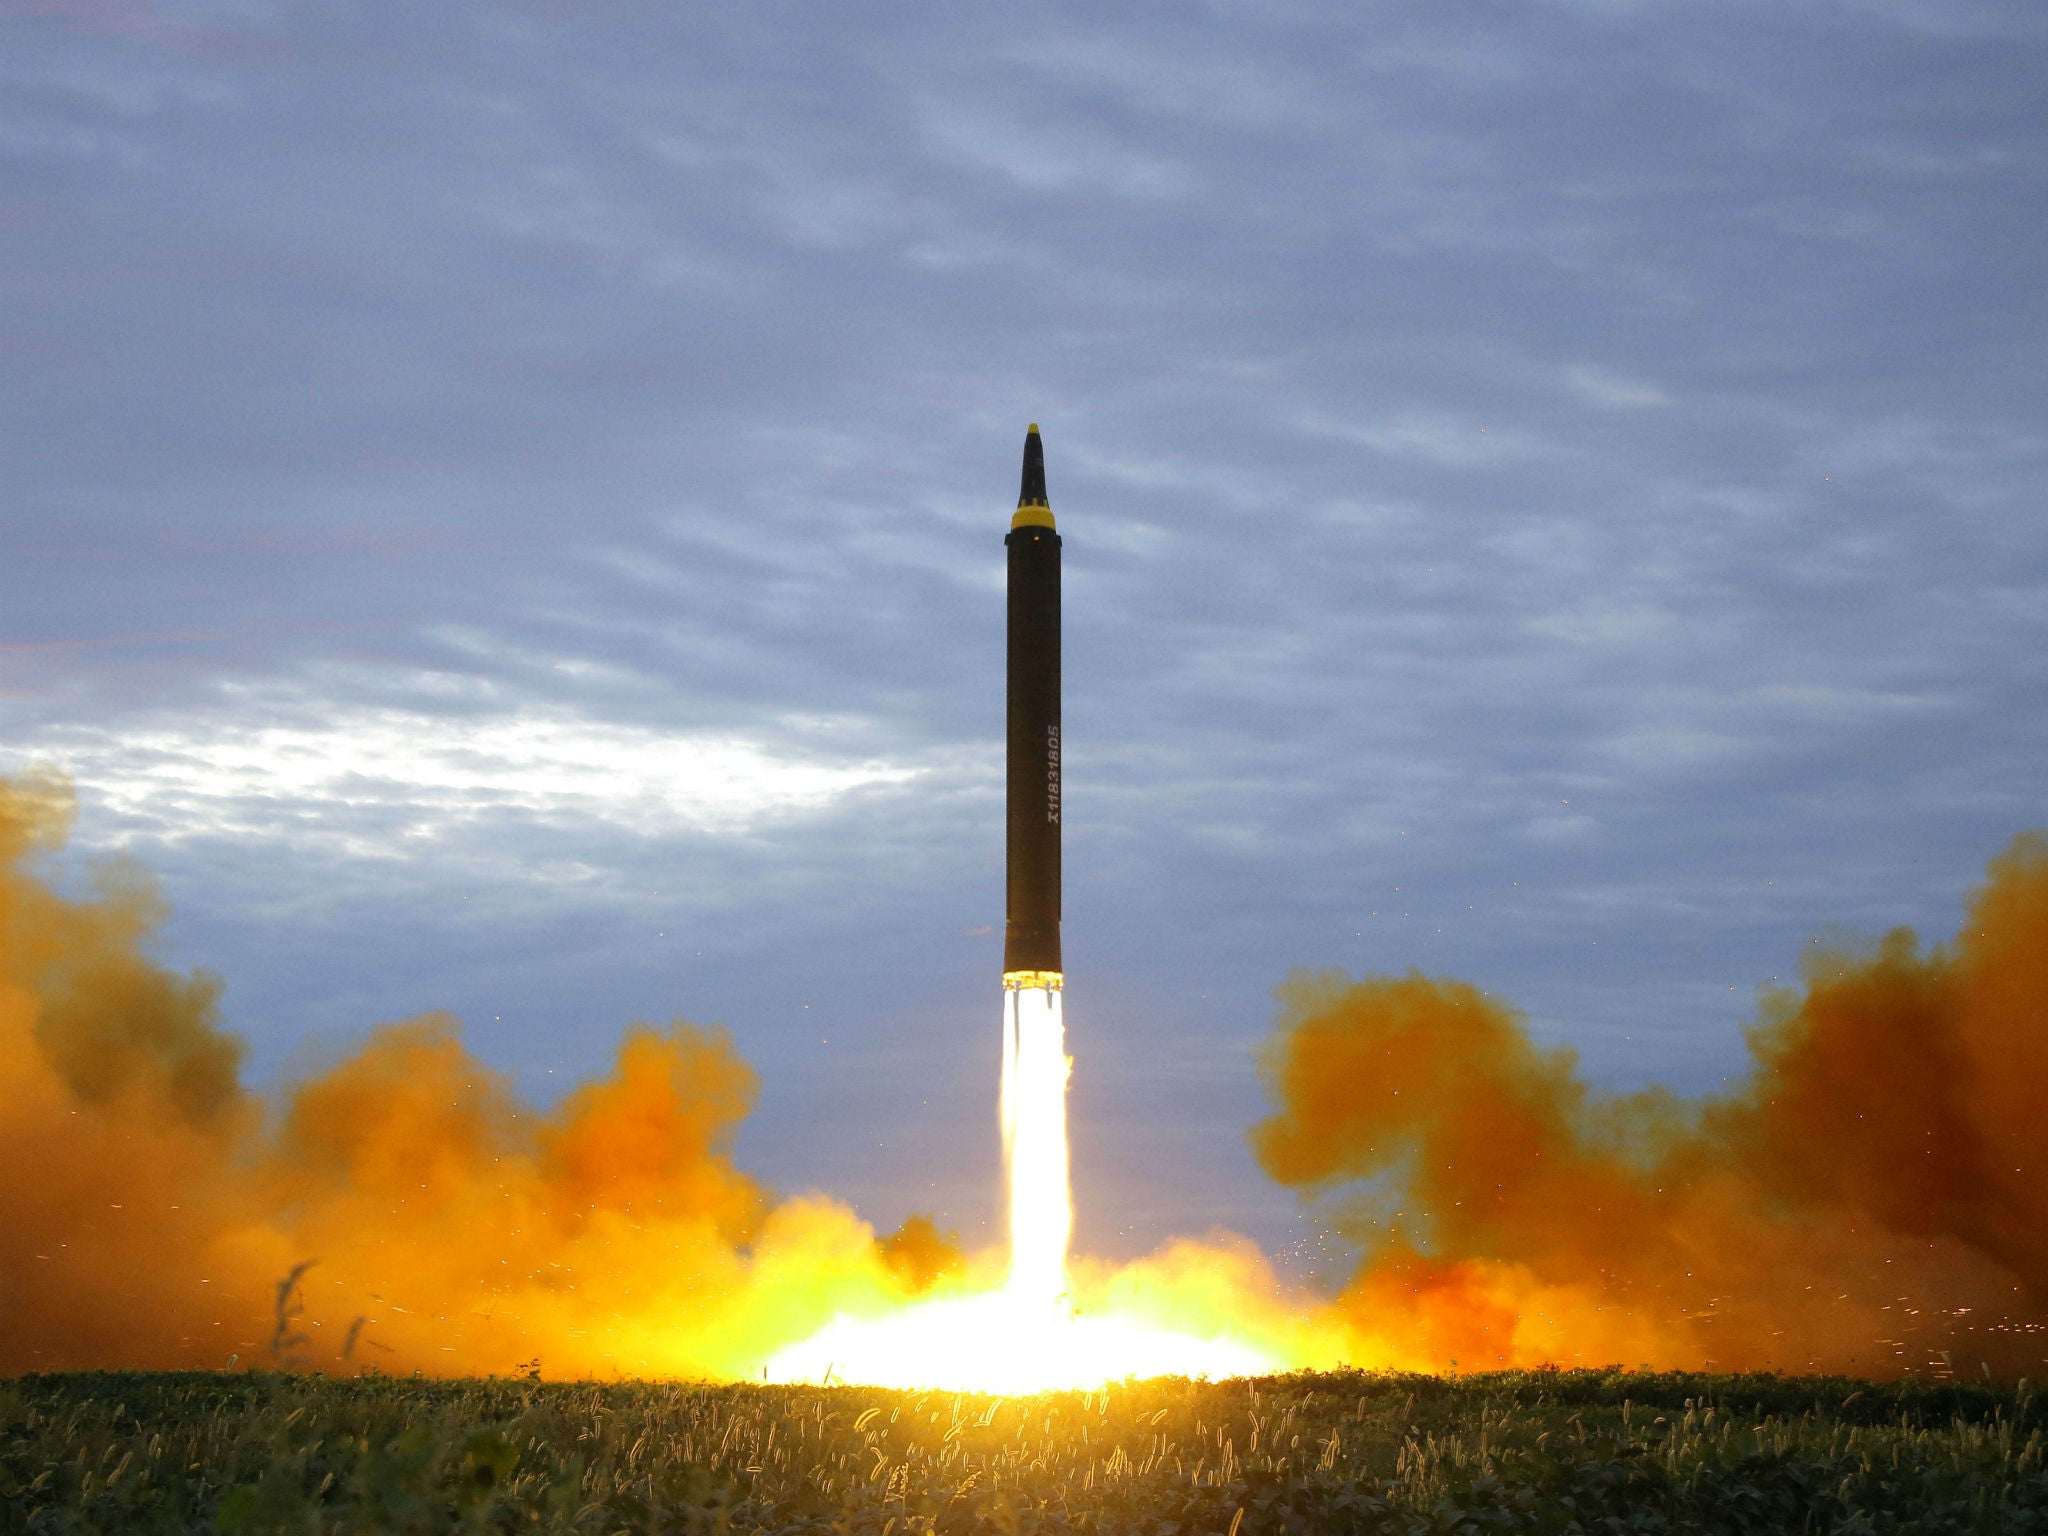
xmin=877 ymin=1214 xmax=967 ymax=1293
xmin=7 ymin=759 xmax=2044 ymax=1384
xmin=0 ymin=771 xmax=957 ymax=1377
xmin=1252 ymin=834 xmax=2048 ymax=1378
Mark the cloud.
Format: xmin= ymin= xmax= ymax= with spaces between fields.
xmin=5 ymin=684 xmax=937 ymax=862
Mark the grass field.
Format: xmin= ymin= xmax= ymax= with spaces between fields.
xmin=3 ymin=1368 xmax=2043 ymax=1533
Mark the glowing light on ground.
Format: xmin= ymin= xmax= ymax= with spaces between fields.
xmin=766 ymin=987 xmax=1282 ymax=1391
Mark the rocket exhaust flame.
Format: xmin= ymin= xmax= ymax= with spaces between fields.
xmin=764 ymin=979 xmax=1279 ymax=1392
xmin=1000 ymin=983 xmax=1072 ymax=1312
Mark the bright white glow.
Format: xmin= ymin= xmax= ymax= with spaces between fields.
xmin=767 ymin=1283 xmax=1276 ymax=1395
xmin=1001 ymin=984 xmax=1072 ymax=1310
xmin=766 ymin=986 xmax=1281 ymax=1391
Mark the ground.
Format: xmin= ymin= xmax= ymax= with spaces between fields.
xmin=3 ymin=1368 xmax=2043 ymax=1533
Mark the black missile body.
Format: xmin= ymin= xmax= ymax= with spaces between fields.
xmin=1004 ymin=425 xmax=1062 ymax=985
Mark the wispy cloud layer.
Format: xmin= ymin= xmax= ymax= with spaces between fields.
xmin=13 ymin=694 xmax=930 ymax=856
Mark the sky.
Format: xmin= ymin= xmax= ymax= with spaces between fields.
xmin=4 ymin=0 xmax=2044 ymax=1266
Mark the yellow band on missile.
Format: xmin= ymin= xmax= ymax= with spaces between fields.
xmin=1002 ymin=970 xmax=1064 ymax=991
xmin=1011 ymin=503 xmax=1056 ymax=530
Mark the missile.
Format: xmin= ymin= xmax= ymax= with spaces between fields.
xmin=1004 ymin=424 xmax=1062 ymax=991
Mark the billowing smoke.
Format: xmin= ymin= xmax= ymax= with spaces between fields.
xmin=1252 ymin=835 xmax=2048 ymax=1378
xmin=6 ymin=764 xmax=2044 ymax=1381
xmin=0 ymin=772 xmax=961 ymax=1377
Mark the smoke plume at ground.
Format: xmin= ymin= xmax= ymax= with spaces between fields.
xmin=4 ymin=766 xmax=2044 ymax=1380
xmin=0 ymin=771 xmax=965 ymax=1376
xmin=1253 ymin=835 xmax=2048 ymax=1377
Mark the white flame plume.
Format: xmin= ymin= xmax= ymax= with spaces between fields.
xmin=1001 ymin=984 xmax=1073 ymax=1312
xmin=763 ymin=986 xmax=1279 ymax=1391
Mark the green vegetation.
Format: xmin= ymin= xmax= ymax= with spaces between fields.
xmin=2 ymin=1368 xmax=2043 ymax=1533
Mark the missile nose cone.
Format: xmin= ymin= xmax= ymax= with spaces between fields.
xmin=1013 ymin=424 xmax=1055 ymax=530
xmin=1018 ymin=425 xmax=1047 ymax=506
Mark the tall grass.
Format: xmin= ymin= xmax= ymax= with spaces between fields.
xmin=1 ymin=1368 xmax=2042 ymax=1532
